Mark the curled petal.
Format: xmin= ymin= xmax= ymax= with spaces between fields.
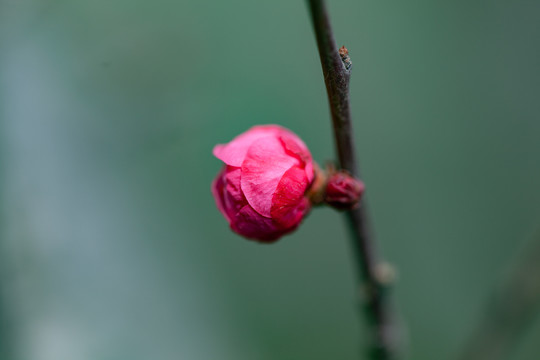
xmin=232 ymin=205 xmax=283 ymax=242
xmin=271 ymin=166 xmax=310 ymax=229
xmin=241 ymin=136 xmax=299 ymax=217
xmin=222 ymin=166 xmax=246 ymax=216
xmin=213 ymin=125 xmax=284 ymax=167
xmin=211 ymin=167 xmax=231 ymax=223
xmin=278 ymin=132 xmax=313 ymax=183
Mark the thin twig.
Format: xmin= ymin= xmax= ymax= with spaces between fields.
xmin=307 ymin=1 xmax=398 ymax=359
xmin=459 ymin=229 xmax=540 ymax=360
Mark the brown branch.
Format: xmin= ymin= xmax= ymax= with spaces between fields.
xmin=307 ymin=1 xmax=399 ymax=359
xmin=459 ymin=229 xmax=540 ymax=360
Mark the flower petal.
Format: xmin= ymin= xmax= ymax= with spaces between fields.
xmin=270 ymin=166 xmax=310 ymax=229
xmin=211 ymin=167 xmax=231 ymax=223
xmin=213 ymin=125 xmax=284 ymax=167
xmin=240 ymin=136 xmax=299 ymax=217
xmin=279 ymin=133 xmax=314 ymax=183
xmin=222 ymin=166 xmax=246 ymax=216
xmin=231 ymin=205 xmax=282 ymax=242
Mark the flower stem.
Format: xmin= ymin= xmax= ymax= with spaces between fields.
xmin=307 ymin=1 xmax=399 ymax=358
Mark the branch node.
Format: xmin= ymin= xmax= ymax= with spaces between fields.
xmin=339 ymin=45 xmax=352 ymax=70
xmin=375 ymin=262 xmax=397 ymax=287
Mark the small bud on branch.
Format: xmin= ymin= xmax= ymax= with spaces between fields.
xmin=324 ymin=170 xmax=364 ymax=210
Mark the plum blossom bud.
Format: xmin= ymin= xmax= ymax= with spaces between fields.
xmin=212 ymin=125 xmax=314 ymax=242
xmin=324 ymin=171 xmax=365 ymax=210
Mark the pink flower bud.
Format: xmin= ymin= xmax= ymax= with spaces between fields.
xmin=324 ymin=171 xmax=365 ymax=210
xmin=212 ymin=125 xmax=314 ymax=242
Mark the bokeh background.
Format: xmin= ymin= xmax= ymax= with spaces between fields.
xmin=1 ymin=1 xmax=540 ymax=359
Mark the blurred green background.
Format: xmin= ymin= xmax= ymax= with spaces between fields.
xmin=1 ymin=0 xmax=539 ymax=359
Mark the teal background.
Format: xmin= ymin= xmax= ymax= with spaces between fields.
xmin=1 ymin=0 xmax=539 ymax=359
